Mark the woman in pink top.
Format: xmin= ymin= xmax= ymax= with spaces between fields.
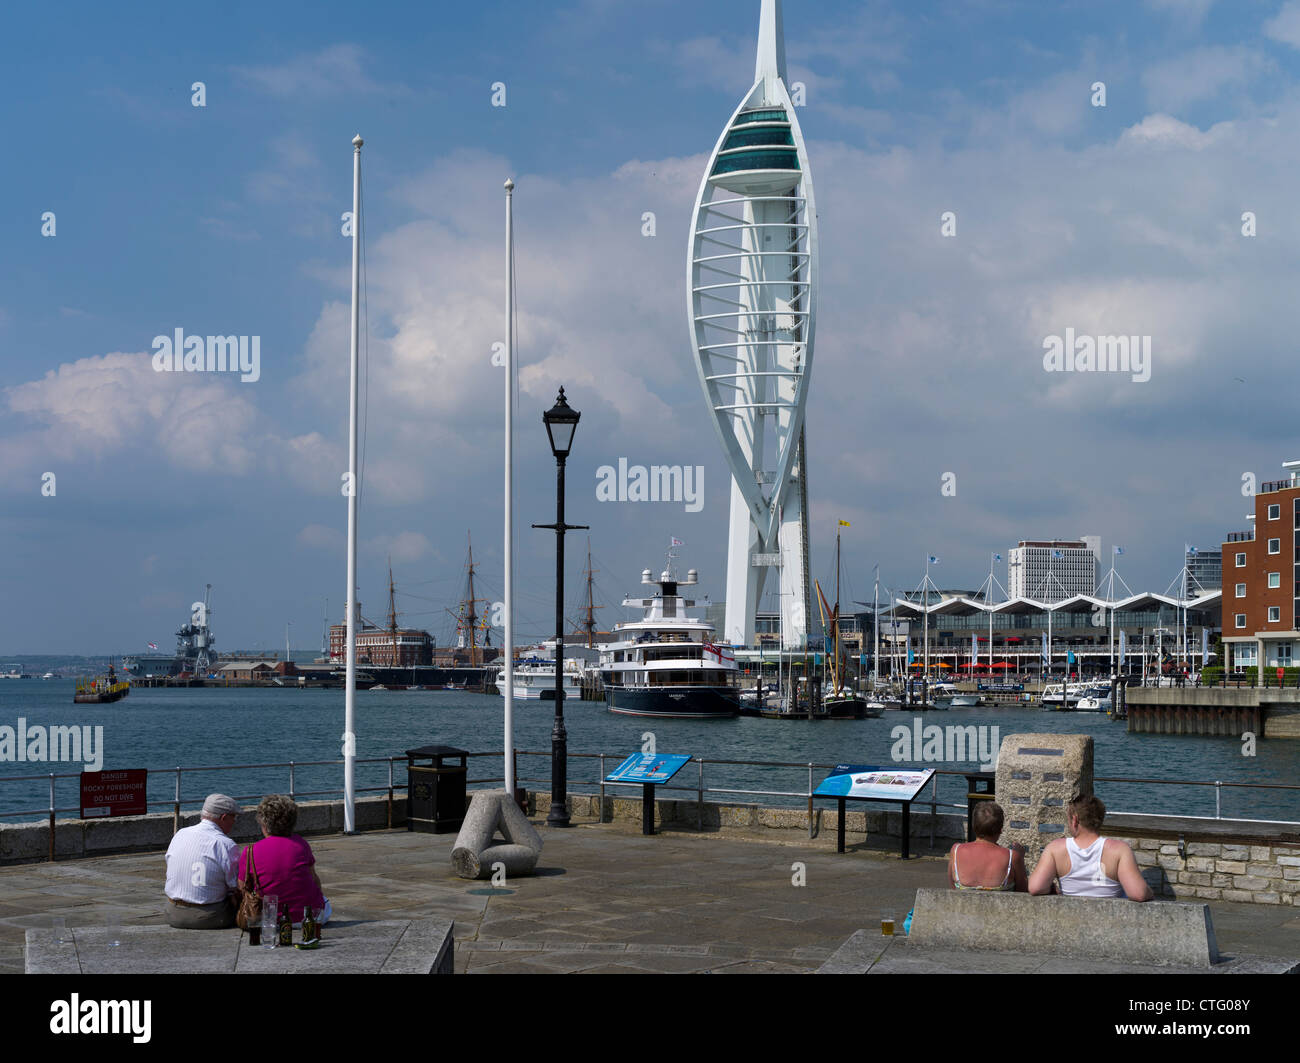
xmin=236 ymin=794 xmax=330 ymax=924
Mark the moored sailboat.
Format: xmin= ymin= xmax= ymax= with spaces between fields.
xmin=814 ymin=521 xmax=870 ymax=719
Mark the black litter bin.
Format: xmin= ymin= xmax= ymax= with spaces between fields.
xmin=406 ymin=745 xmax=468 ymax=833
xmin=963 ymin=771 xmax=996 ymax=841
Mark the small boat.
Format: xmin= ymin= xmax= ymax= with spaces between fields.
xmin=495 ymin=645 xmax=585 ymax=701
xmin=1041 ymin=682 xmax=1088 ymax=709
xmin=949 ymin=693 xmax=983 ymax=707
xmin=1075 ymin=685 xmax=1112 ymax=712
xmin=73 ymin=664 xmax=129 ymax=704
xmin=812 ymin=524 xmax=867 ymax=720
xmin=41 ymin=673 xmax=55 ymax=680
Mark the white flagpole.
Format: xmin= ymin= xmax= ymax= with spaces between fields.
xmin=872 ymin=566 xmax=879 ymax=689
xmin=988 ymin=554 xmax=994 ymax=675
xmin=343 ymin=134 xmax=363 ymax=834
xmin=504 ymin=178 xmax=517 ymax=797
xmin=923 ymin=556 xmax=930 ymax=701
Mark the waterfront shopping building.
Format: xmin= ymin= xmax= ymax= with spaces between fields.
xmin=742 ymin=575 xmax=1222 ymax=680
xmin=1220 ymin=459 xmax=1300 ymax=673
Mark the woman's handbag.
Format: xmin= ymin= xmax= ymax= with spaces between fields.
xmin=235 ymin=845 xmax=263 ymax=931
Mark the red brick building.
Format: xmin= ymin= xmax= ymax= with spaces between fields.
xmin=1221 ymin=459 xmax=1300 ymax=678
xmin=328 ymin=623 xmax=434 ymax=667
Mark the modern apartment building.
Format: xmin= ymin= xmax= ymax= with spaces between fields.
xmin=1007 ymin=539 xmax=1100 ymax=602
xmin=1220 ymin=459 xmax=1300 ymax=672
xmin=1186 ymin=546 xmax=1222 ymax=592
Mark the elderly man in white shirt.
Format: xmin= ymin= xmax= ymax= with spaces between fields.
xmin=164 ymin=793 xmax=241 ymax=928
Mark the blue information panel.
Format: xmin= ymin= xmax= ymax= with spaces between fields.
xmin=605 ymin=753 xmax=692 ymax=784
xmin=814 ymin=764 xmax=935 ymax=802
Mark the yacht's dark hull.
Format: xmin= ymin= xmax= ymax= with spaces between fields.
xmin=823 ymin=695 xmax=867 ymax=719
xmin=605 ymin=686 xmax=739 ymax=718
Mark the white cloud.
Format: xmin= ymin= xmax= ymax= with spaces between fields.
xmin=367 ymin=531 xmax=432 ymax=563
xmin=297 ymin=523 xmax=343 ymax=552
xmin=232 ymin=44 xmax=393 ymax=99
xmin=1264 ymin=1 xmax=1300 ymax=49
xmin=1119 ymin=112 xmax=1225 ymax=149
xmin=1144 ymin=0 xmax=1215 ymax=25
xmin=1 ymin=353 xmax=328 ymax=490
xmin=1142 ymin=46 xmax=1270 ymax=111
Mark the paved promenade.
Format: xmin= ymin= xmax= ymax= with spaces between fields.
xmin=2 ymin=820 xmax=1297 ymax=974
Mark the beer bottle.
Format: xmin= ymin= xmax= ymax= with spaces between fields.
xmin=301 ymin=906 xmax=317 ymax=944
xmin=277 ymin=907 xmax=292 ymax=947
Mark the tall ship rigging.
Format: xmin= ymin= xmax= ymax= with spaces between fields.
xmin=814 ymin=522 xmax=871 ymax=719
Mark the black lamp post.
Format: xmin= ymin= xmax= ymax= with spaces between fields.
xmin=533 ymin=388 xmax=587 ymax=828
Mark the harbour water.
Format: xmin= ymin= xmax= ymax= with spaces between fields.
xmin=0 ymin=681 xmax=1295 ymax=823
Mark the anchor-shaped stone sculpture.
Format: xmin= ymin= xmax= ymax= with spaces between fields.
xmin=450 ymin=790 xmax=544 ymax=880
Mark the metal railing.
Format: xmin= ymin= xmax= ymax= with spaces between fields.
xmin=3 ymin=751 xmax=1298 ymax=862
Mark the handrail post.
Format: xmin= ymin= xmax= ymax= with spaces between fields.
xmin=386 ymin=756 xmax=394 ymax=829
xmin=48 ymin=773 xmax=55 ymax=862
xmin=930 ymin=775 xmax=937 ymax=850
xmin=697 ymin=758 xmax=704 ymax=831
xmin=1215 ymin=780 xmax=1221 ymax=819
xmin=289 ymin=761 xmax=295 ymax=800
xmin=807 ymin=764 xmax=814 ymax=839
xmin=598 ymin=754 xmax=605 ymax=823
xmin=173 ymin=767 xmax=181 ymax=834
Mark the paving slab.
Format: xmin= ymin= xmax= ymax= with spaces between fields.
xmin=4 ymin=820 xmax=1298 ymax=975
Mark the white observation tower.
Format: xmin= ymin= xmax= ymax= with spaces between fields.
xmin=687 ymin=0 xmax=817 ymax=650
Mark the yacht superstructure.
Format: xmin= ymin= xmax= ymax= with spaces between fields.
xmin=600 ymin=564 xmax=740 ymax=718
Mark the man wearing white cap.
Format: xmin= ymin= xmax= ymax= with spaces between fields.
xmin=163 ymin=793 xmax=241 ymax=928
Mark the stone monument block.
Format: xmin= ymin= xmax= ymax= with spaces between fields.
xmin=994 ymin=733 xmax=1092 ymax=870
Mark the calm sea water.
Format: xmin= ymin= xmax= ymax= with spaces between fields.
xmin=0 ymin=680 xmax=1295 ymax=823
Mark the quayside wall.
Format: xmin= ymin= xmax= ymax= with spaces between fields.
xmin=2 ymin=790 xmax=1297 ymax=908
xmin=1126 ymin=688 xmax=1300 ymax=737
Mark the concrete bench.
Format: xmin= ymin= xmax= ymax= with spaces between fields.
xmin=907 ymin=888 xmax=1217 ymax=967
xmin=817 ymin=889 xmax=1298 ymax=974
xmin=25 ymin=919 xmax=454 ymax=974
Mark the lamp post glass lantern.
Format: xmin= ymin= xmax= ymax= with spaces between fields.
xmin=534 ymin=387 xmax=587 ymax=827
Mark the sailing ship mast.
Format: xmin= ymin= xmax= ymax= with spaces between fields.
xmin=386 ymin=557 xmax=399 ymax=667
xmin=813 ymin=525 xmax=845 ymax=694
xmin=835 ymin=527 xmax=841 ymax=691
xmin=576 ymin=539 xmax=602 ymax=649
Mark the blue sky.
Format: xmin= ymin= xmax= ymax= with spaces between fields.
xmin=4 ymin=0 xmax=1300 ymax=654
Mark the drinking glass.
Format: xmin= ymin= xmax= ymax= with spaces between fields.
xmin=260 ymin=895 xmax=279 ymax=949
xmin=881 ymin=914 xmax=895 ymax=937
xmin=104 ymin=916 xmax=121 ymax=947
xmin=50 ymin=916 xmax=69 ymax=945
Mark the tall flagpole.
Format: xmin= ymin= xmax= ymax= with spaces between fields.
xmin=923 ymin=556 xmax=931 ymax=702
xmin=504 ymin=178 xmax=517 ymax=797
xmin=343 ymin=134 xmax=363 ymax=834
xmin=988 ymin=553 xmax=995 ymax=675
xmin=872 ymin=565 xmax=879 ymax=689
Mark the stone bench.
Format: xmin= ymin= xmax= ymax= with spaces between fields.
xmin=817 ymin=889 xmax=1299 ymax=974
xmin=25 ymin=919 xmax=454 ymax=974
xmin=906 ymin=888 xmax=1217 ymax=966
